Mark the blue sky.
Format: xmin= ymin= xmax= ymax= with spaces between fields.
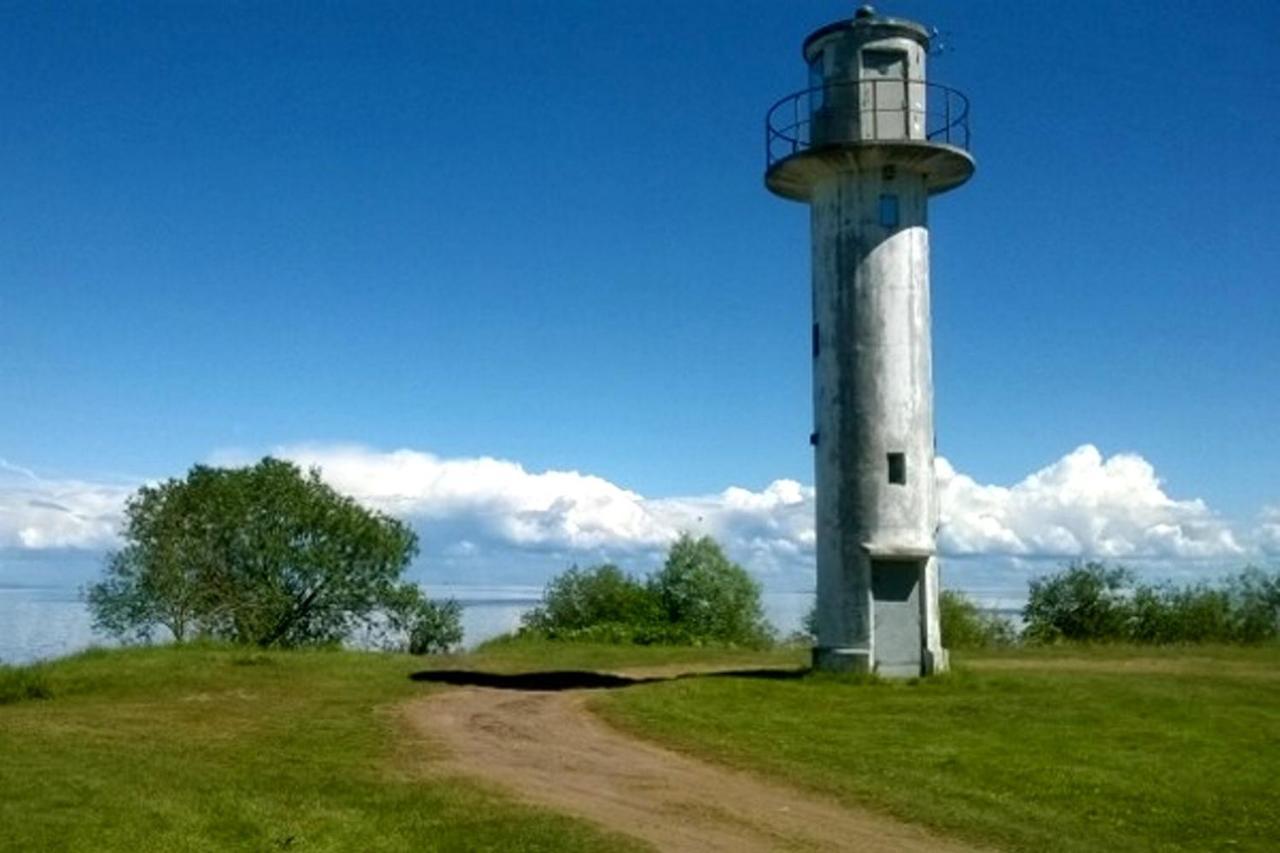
xmin=2 ymin=1 xmax=1278 ymax=593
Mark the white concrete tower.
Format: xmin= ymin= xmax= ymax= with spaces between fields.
xmin=765 ymin=6 xmax=974 ymax=676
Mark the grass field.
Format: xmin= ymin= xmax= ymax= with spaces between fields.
xmin=4 ymin=640 xmax=1276 ymax=852
xmin=0 ymin=644 xmax=641 ymax=853
xmin=467 ymin=633 xmax=807 ymax=673
xmin=593 ymin=643 xmax=1280 ymax=852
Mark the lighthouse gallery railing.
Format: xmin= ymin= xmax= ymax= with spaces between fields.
xmin=765 ymin=79 xmax=971 ymax=169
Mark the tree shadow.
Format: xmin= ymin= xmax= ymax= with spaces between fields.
xmin=409 ymin=667 xmax=810 ymax=692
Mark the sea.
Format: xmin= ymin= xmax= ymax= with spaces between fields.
xmin=0 ymin=583 xmax=819 ymax=665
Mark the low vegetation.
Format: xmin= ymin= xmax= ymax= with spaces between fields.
xmin=522 ymin=550 xmax=1279 ymax=653
xmin=0 ymin=644 xmax=640 ymax=852
xmin=1023 ymin=562 xmax=1280 ymax=644
xmin=906 ymin=563 xmax=1280 ymax=651
xmin=0 ymin=662 xmax=53 ymax=705
xmin=939 ymin=589 xmax=1017 ymax=649
xmin=6 ymin=633 xmax=1277 ymax=851
xmin=520 ymin=533 xmax=774 ymax=647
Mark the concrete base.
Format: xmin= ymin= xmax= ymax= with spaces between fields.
xmin=812 ymin=646 xmax=872 ymax=673
xmin=813 ymin=646 xmax=951 ymax=677
xmin=925 ymin=647 xmax=950 ymax=675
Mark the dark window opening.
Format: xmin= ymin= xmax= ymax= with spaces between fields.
xmin=879 ymin=194 xmax=899 ymax=228
xmin=810 ymin=432 xmax=819 ymax=447
xmin=861 ymin=49 xmax=907 ymax=76
xmin=808 ymin=55 xmax=826 ymax=111
xmin=887 ymin=452 xmax=907 ymax=485
xmin=812 ymin=323 xmax=820 ymax=358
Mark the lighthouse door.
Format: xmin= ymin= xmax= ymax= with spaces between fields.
xmin=860 ymin=49 xmax=908 ymax=141
xmin=871 ymin=559 xmax=924 ymax=677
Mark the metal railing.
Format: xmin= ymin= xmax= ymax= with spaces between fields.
xmin=766 ymin=79 xmax=970 ymax=169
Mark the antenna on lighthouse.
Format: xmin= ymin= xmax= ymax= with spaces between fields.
xmin=928 ymin=26 xmax=955 ymax=57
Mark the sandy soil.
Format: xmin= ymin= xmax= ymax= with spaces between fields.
xmin=403 ymin=668 xmax=978 ymax=853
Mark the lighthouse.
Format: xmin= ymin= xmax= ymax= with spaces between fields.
xmin=765 ymin=6 xmax=974 ymax=675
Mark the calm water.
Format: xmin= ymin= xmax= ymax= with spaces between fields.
xmin=0 ymin=584 xmax=817 ymax=665
xmin=0 ymin=586 xmax=98 ymax=665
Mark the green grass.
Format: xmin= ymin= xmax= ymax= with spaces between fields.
xmin=8 ymin=639 xmax=1276 ymax=852
xmin=467 ymin=634 xmax=808 ymax=673
xmin=0 ymin=661 xmax=54 ymax=704
xmin=0 ymin=643 xmax=643 ymax=852
xmin=591 ymin=643 xmax=1280 ymax=852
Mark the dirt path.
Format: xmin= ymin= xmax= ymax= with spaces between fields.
xmin=403 ymin=669 xmax=978 ymax=852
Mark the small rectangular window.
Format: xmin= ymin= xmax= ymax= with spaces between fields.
xmin=887 ymin=452 xmax=906 ymax=485
xmin=862 ymin=49 xmax=907 ymax=77
xmin=808 ymin=55 xmax=826 ymax=111
xmin=811 ymin=323 xmax=820 ymax=358
xmin=879 ymin=194 xmax=899 ymax=228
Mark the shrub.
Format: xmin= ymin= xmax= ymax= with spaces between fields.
xmin=790 ymin=601 xmax=819 ymax=645
xmin=649 ymin=534 xmax=774 ymax=647
xmin=1023 ymin=562 xmax=1134 ymax=643
xmin=522 ymin=564 xmax=657 ymax=634
xmin=0 ymin=664 xmax=53 ymax=705
xmin=940 ymin=590 xmax=1017 ymax=649
xmin=1227 ymin=567 xmax=1280 ymax=642
xmin=1129 ymin=583 xmax=1232 ymax=644
xmin=406 ymin=598 xmax=465 ymax=655
xmin=521 ymin=535 xmax=774 ymax=647
xmin=1024 ymin=563 xmax=1280 ymax=645
xmin=1127 ymin=570 xmax=1279 ymax=644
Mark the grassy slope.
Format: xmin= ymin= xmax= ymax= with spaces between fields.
xmin=467 ymin=634 xmax=808 ymax=673
xmin=0 ymin=645 xmax=642 ymax=853
xmin=592 ymin=644 xmax=1280 ymax=852
xmin=6 ymin=640 xmax=1277 ymax=852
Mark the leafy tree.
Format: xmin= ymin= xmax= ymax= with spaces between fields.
xmin=519 ymin=535 xmax=773 ymax=646
xmin=522 ymin=564 xmax=656 ymax=634
xmin=1022 ymin=562 xmax=1134 ymax=643
xmin=940 ymin=590 xmax=1016 ymax=649
xmin=1128 ymin=582 xmax=1231 ymax=644
xmin=405 ymin=599 xmax=465 ymax=655
xmin=1023 ymin=562 xmax=1280 ymax=645
xmin=648 ymin=534 xmax=773 ymax=646
xmin=801 ymin=601 xmax=818 ymax=640
xmin=1226 ymin=567 xmax=1280 ymax=643
xmin=87 ymin=457 xmax=461 ymax=650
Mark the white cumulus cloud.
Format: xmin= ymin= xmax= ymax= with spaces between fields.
xmin=0 ymin=460 xmax=133 ymax=550
xmin=0 ymin=445 xmax=1266 ymax=582
xmin=272 ymin=444 xmax=813 ymax=573
xmin=277 ymin=443 xmax=1246 ymax=570
xmin=937 ymin=445 xmax=1243 ymax=560
xmin=277 ymin=444 xmax=672 ymax=550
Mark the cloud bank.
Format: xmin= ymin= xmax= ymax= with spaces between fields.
xmin=0 ymin=461 xmax=133 ymax=551
xmin=1259 ymin=506 xmax=1280 ymax=557
xmin=936 ymin=445 xmax=1243 ymax=560
xmin=3 ymin=445 xmax=1266 ymax=586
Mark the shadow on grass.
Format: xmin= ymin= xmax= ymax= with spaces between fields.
xmin=409 ymin=667 xmax=810 ymax=692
